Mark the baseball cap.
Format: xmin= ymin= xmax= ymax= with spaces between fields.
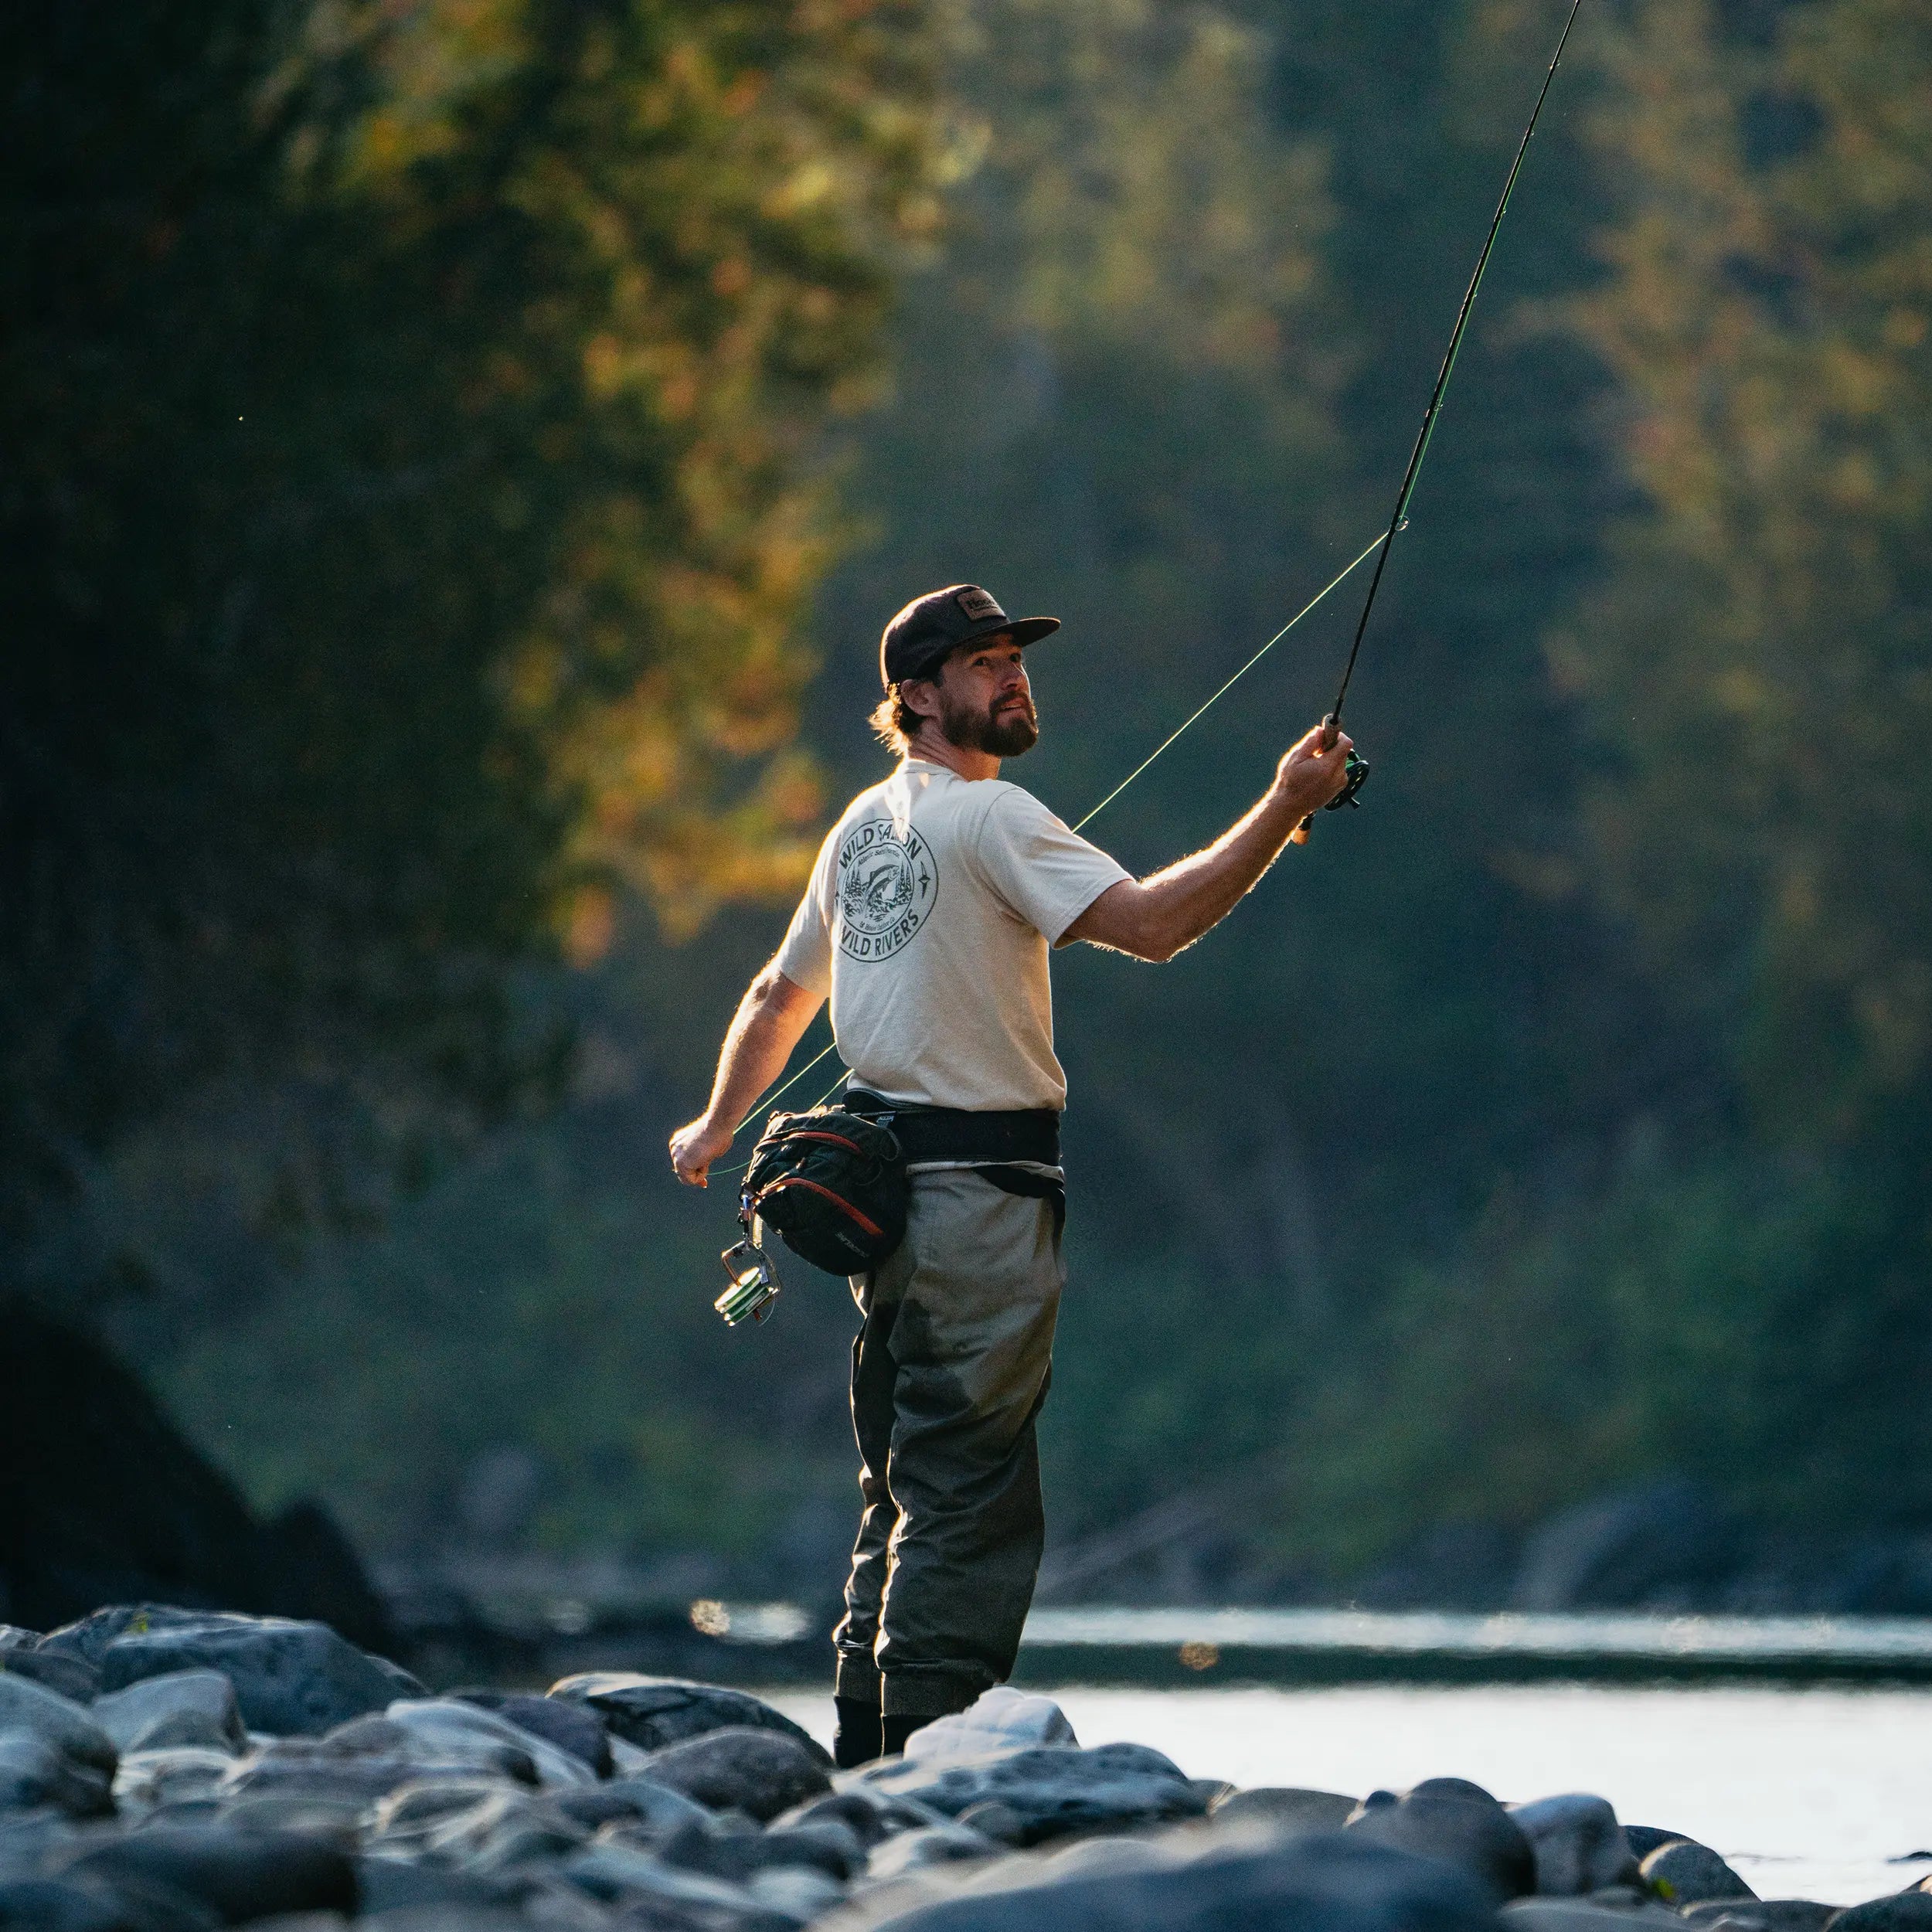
xmin=879 ymin=584 xmax=1060 ymax=689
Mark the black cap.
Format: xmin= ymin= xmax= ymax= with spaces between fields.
xmin=879 ymin=584 xmax=1060 ymax=689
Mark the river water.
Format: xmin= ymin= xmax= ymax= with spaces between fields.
xmin=765 ymin=1684 xmax=1932 ymax=1906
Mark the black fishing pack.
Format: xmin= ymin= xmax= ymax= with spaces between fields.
xmin=716 ymin=1107 xmax=907 ymax=1325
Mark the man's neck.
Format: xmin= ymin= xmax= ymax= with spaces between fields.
xmin=906 ymin=732 xmax=1000 ymax=782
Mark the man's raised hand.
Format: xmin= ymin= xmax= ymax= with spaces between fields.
xmin=1276 ymin=719 xmax=1355 ymax=818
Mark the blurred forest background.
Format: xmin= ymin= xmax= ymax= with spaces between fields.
xmin=5 ymin=0 xmax=1929 ymax=1617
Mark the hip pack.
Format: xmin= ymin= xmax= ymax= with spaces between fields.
xmin=743 ymin=1107 xmax=909 ymax=1274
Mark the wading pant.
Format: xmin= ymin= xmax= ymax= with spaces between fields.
xmin=833 ymin=1168 xmax=1065 ymax=1719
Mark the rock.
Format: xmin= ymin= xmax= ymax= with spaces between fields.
xmin=833 ymin=1825 xmax=1498 ymax=1932
xmin=97 ymin=1617 xmax=403 ymax=1736
xmin=1684 ymin=1904 xmax=1836 ymax=1932
xmin=0 ymin=1733 xmax=113 ymax=1818
xmin=112 ymin=1749 xmax=235 ymax=1815
xmin=1826 ymin=1900 xmax=1932 ymax=1932
xmin=0 ymin=1674 xmax=117 ymax=1778
xmin=658 ymin=1814 xmax=865 ymax=1883
xmin=0 ymin=1649 xmax=101 ymax=1706
xmin=558 ymin=1838 xmax=787 ymax=1923
xmin=548 ymin=1673 xmax=829 ymax=1764
xmin=56 ymin=1823 xmax=357 ymax=1923
xmin=1512 ymin=1480 xmax=1737 ymax=1611
xmin=452 ymin=1693 xmax=611 ymax=1777
xmin=779 ymin=1789 xmax=951 ymax=1849
xmin=865 ymin=1825 xmax=1001 ymax=1881
xmin=92 ymin=1675 xmax=245 ymax=1758
xmin=1624 ymin=1828 xmax=1685 ymax=1859
xmin=902 ymin=1692 xmax=1077 ymax=1765
xmin=217 ymin=1743 xmax=491 ymax=1811
xmin=1504 ymin=1902 xmax=1690 ymax=1932
xmin=377 ymin=1700 xmax=593 ymax=1788
xmin=643 ymin=1726 xmax=833 ymax=1823
xmin=349 ymin=1854 xmax=516 ymax=1917
xmin=552 ymin=1777 xmax=713 ymax=1839
xmin=402 ymin=1789 xmax=589 ymax=1873
xmin=1345 ymin=1777 xmax=1537 ymax=1907
xmin=1209 ymin=1788 xmax=1359 ymax=1835
xmin=857 ymin=1741 xmax=1208 ymax=1849
xmin=748 ymin=1863 xmax=848 ymax=1921
xmin=1510 ymin=1795 xmax=1641 ymax=1895
xmin=0 ymin=1303 xmax=394 ymax=1650
xmin=1641 ymin=1840 xmax=1756 ymax=1906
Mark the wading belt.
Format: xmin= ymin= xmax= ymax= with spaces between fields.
xmin=845 ymin=1090 xmax=1065 ymax=1231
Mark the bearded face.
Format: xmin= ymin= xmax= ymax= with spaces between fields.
xmin=936 ymin=668 xmax=1039 ymax=757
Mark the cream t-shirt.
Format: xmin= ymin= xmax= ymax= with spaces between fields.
xmin=774 ymin=760 xmax=1131 ymax=1112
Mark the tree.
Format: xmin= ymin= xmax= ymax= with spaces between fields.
xmin=0 ymin=0 xmax=937 ymax=1284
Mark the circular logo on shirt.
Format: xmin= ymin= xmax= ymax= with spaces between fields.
xmin=835 ymin=818 xmax=938 ymax=961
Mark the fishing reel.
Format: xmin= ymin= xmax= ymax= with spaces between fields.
xmin=716 ymin=1209 xmax=782 ymax=1327
xmin=1328 ymin=747 xmax=1370 ymax=811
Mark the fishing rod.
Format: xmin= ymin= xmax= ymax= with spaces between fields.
xmin=1291 ymin=0 xmax=1587 ymax=845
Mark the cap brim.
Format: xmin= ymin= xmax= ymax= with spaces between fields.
xmin=893 ymin=614 xmax=1062 ymax=684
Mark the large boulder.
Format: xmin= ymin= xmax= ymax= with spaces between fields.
xmin=903 ymin=1692 xmax=1077 ymax=1765
xmin=1509 ymin=1794 xmax=1640 ymax=1895
xmin=0 ymin=1734 xmax=113 ymax=1820
xmin=0 ymin=1676 xmax=117 ymax=1781
xmin=1825 ymin=1900 xmax=1932 ymax=1932
xmin=92 ymin=1675 xmax=244 ymax=1758
xmin=0 ymin=1302 xmax=392 ymax=1648
xmin=1640 ymin=1839 xmax=1757 ymax=1906
xmin=1345 ymin=1778 xmax=1536 ymax=1907
xmin=1210 ymin=1788 xmax=1359 ymax=1835
xmin=547 ymin=1672 xmax=828 ymax=1762
xmin=643 ymin=1726 xmax=833 ymax=1823
xmin=859 ymin=1741 xmax=1208 ymax=1849
xmin=95 ymin=1616 xmax=403 ymax=1736
xmin=841 ymin=1825 xmax=1498 ymax=1932
xmin=454 ymin=1692 xmax=611 ymax=1776
xmin=55 ymin=1822 xmax=357 ymax=1923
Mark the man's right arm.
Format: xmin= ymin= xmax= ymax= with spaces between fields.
xmin=669 ymin=962 xmax=825 ymax=1187
xmin=1064 ymin=720 xmax=1354 ymax=963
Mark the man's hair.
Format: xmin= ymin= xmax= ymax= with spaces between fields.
xmin=869 ymin=679 xmax=930 ymax=756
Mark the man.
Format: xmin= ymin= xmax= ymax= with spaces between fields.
xmin=670 ymin=583 xmax=1354 ymax=1764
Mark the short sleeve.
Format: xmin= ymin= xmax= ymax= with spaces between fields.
xmin=972 ymin=787 xmax=1132 ymax=944
xmin=772 ymin=826 xmax=837 ymax=995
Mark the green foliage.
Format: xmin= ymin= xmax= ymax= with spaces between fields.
xmin=1 ymin=0 xmax=934 ymax=1269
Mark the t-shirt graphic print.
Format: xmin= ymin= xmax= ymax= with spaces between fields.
xmin=775 ymin=760 xmax=1130 ymax=1113
xmin=836 ymin=817 xmax=938 ymax=961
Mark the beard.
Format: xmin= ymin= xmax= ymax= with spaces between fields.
xmin=937 ymin=685 xmax=1039 ymax=757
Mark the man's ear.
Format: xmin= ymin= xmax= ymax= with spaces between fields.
xmin=900 ymin=675 xmax=942 ymax=723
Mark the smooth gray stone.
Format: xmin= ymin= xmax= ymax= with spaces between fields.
xmin=0 ymin=1651 xmax=101 ymax=1706
xmin=1826 ymin=1900 xmax=1932 ymax=1932
xmin=454 ymin=1693 xmax=611 ymax=1777
xmin=859 ymin=1741 xmax=1207 ymax=1849
xmin=552 ymin=1777 xmax=712 ymax=1838
xmin=350 ymin=1855 xmax=517 ymax=1917
xmin=1641 ymin=1840 xmax=1757 ymax=1905
xmin=644 ymin=1726 xmax=832 ymax=1824
xmin=39 ymin=1611 xmax=219 ymax=1671
xmin=1511 ymin=1794 xmax=1641 ymax=1895
xmin=557 ymin=1838 xmax=789 ymax=1923
xmin=0 ymin=1874 xmax=213 ymax=1932
xmin=56 ymin=1824 xmax=357 ymax=1924
xmin=658 ymin=1814 xmax=864 ymax=1883
xmin=0 ymin=1734 xmax=113 ymax=1819
xmin=0 ymin=1675 xmax=117 ymax=1777
xmin=1504 ymin=1901 xmax=1687 ymax=1932
xmin=1345 ymin=1777 xmax=1537 ymax=1907
xmin=356 ymin=1911 xmax=529 ymax=1932
xmin=1684 ymin=1900 xmax=1836 ymax=1932
xmin=1626 ymin=1826 xmax=1689 ymax=1859
xmin=778 ymin=1788 xmax=950 ymax=1848
xmin=92 ymin=1675 xmax=243 ymax=1758
xmin=403 ymin=1788 xmax=590 ymax=1872
xmin=548 ymin=1672 xmax=829 ymax=1763
xmin=854 ymin=1825 xmax=1497 ymax=1932
xmin=319 ymin=1713 xmax=536 ymax=1787
xmin=112 ymin=1748 xmax=235 ymax=1816
xmin=1210 ymin=1787 xmax=1359 ymax=1835
xmin=378 ymin=1700 xmax=591 ymax=1788
xmin=866 ymin=1824 xmax=1002 ymax=1880
xmin=97 ymin=1619 xmax=400 ymax=1738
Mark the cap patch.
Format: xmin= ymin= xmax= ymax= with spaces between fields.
xmin=954 ymin=587 xmax=1003 ymax=622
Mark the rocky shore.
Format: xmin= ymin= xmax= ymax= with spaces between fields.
xmin=3 ymin=1606 xmax=1930 ymax=1931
